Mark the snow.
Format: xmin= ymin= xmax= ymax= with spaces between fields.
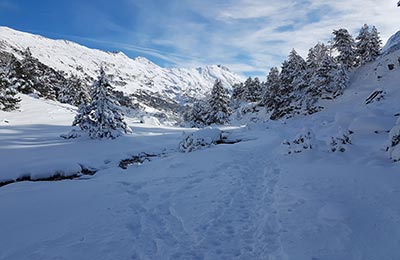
xmin=382 ymin=30 xmax=400 ymax=55
xmin=179 ymin=127 xmax=222 ymax=153
xmin=1 ymin=29 xmax=400 ymax=260
xmin=0 ymin=26 xmax=242 ymax=105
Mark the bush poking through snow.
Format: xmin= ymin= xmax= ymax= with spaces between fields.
xmin=283 ymin=128 xmax=316 ymax=154
xmin=179 ymin=127 xmax=222 ymax=153
xmin=329 ymin=131 xmax=352 ymax=152
xmin=387 ymin=118 xmax=400 ymax=161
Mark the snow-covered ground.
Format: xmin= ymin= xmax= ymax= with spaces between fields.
xmin=1 ymin=82 xmax=400 ymax=260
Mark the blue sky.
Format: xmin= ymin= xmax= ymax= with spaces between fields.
xmin=1 ymin=0 xmax=400 ymax=77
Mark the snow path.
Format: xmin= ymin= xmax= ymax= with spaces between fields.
xmin=0 ymin=127 xmax=288 ymax=260
xmin=119 ymin=137 xmax=285 ymax=260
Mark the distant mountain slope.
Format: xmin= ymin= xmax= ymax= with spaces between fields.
xmin=0 ymin=26 xmax=242 ymax=108
xmin=381 ymin=30 xmax=400 ymax=55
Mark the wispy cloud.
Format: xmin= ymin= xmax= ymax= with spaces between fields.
xmin=4 ymin=0 xmax=399 ymax=77
xmin=123 ymin=0 xmax=400 ymax=77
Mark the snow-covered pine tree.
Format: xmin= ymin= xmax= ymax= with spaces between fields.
xmin=356 ymin=24 xmax=382 ymax=65
xmin=282 ymin=49 xmax=307 ymax=93
xmin=208 ymin=79 xmax=231 ymax=125
xmin=0 ymin=75 xmax=20 ymax=111
xmin=58 ymin=74 xmax=90 ymax=106
xmin=231 ymin=82 xmax=245 ymax=108
xmin=356 ymin=24 xmax=371 ymax=65
xmin=242 ymin=77 xmax=253 ymax=102
xmin=306 ymin=43 xmax=329 ymax=71
xmin=71 ymin=68 xmax=131 ymax=139
xmin=309 ymin=54 xmax=337 ymax=97
xmin=260 ymin=67 xmax=281 ymax=110
xmin=331 ymin=64 xmax=349 ymax=97
xmin=368 ymin=26 xmax=382 ymax=62
xmin=0 ymin=53 xmax=21 ymax=111
xmin=244 ymin=77 xmax=262 ymax=102
xmin=16 ymin=48 xmax=65 ymax=99
xmin=270 ymin=49 xmax=308 ymax=120
xmin=332 ymin=28 xmax=356 ymax=69
xmin=183 ymin=99 xmax=209 ymax=127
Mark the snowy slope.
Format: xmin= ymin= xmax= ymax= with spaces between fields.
xmin=382 ymin=30 xmax=400 ymax=55
xmin=0 ymin=27 xmax=242 ymax=102
xmin=1 ymin=31 xmax=400 ymax=260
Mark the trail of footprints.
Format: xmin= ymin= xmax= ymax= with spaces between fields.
xmin=119 ymin=153 xmax=284 ymax=260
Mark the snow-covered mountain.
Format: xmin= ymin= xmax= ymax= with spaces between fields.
xmin=381 ymin=30 xmax=400 ymax=55
xmin=0 ymin=26 xmax=242 ymax=112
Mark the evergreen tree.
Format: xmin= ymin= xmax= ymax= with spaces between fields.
xmin=0 ymin=53 xmax=21 ymax=111
xmin=306 ymin=43 xmax=329 ymax=70
xmin=309 ymin=54 xmax=337 ymax=97
xmin=260 ymin=67 xmax=281 ymax=110
xmin=0 ymin=76 xmax=20 ymax=111
xmin=356 ymin=24 xmax=371 ymax=65
xmin=16 ymin=48 xmax=65 ymax=99
xmin=331 ymin=64 xmax=349 ymax=97
xmin=208 ymin=79 xmax=231 ymax=125
xmin=183 ymin=100 xmax=209 ymax=127
xmin=368 ymin=26 xmax=382 ymax=62
xmin=332 ymin=28 xmax=356 ymax=69
xmin=58 ymin=74 xmax=90 ymax=106
xmin=356 ymin=24 xmax=381 ymax=65
xmin=231 ymin=82 xmax=245 ymax=108
xmin=71 ymin=68 xmax=131 ymax=139
xmin=281 ymin=49 xmax=307 ymax=93
xmin=244 ymin=77 xmax=262 ymax=102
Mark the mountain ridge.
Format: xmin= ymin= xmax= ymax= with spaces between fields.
xmin=0 ymin=26 xmax=242 ymax=114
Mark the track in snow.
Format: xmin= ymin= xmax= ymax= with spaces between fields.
xmin=119 ymin=147 xmax=284 ymax=260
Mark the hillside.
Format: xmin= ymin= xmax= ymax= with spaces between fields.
xmin=0 ymin=27 xmax=242 ymax=117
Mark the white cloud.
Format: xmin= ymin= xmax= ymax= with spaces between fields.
xmin=125 ymin=0 xmax=400 ymax=77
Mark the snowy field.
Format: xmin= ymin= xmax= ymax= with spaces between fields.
xmin=1 ymin=88 xmax=400 ymax=260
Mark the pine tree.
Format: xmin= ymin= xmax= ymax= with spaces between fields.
xmin=281 ymin=49 xmax=307 ymax=93
xmin=244 ymin=77 xmax=262 ymax=102
xmin=0 ymin=76 xmax=20 ymax=111
xmin=231 ymin=82 xmax=245 ymax=108
xmin=58 ymin=75 xmax=90 ymax=106
xmin=208 ymin=79 xmax=231 ymax=125
xmin=332 ymin=28 xmax=356 ymax=69
xmin=356 ymin=24 xmax=371 ymax=65
xmin=356 ymin=24 xmax=381 ymax=65
xmin=331 ymin=64 xmax=349 ymax=97
xmin=368 ymin=26 xmax=382 ymax=62
xmin=260 ymin=67 xmax=281 ymax=110
xmin=0 ymin=53 xmax=21 ymax=111
xmin=269 ymin=50 xmax=308 ymax=120
xmin=309 ymin=54 xmax=337 ymax=97
xmin=71 ymin=68 xmax=131 ymax=139
xmin=183 ymin=100 xmax=209 ymax=127
xmin=306 ymin=43 xmax=329 ymax=70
